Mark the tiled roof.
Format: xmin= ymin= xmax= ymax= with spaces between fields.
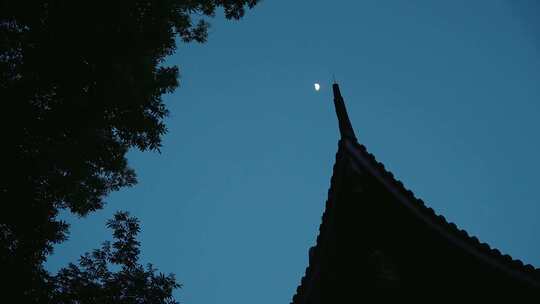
xmin=291 ymin=83 xmax=540 ymax=302
xmin=292 ymin=139 xmax=540 ymax=303
xmin=344 ymin=138 xmax=540 ymax=285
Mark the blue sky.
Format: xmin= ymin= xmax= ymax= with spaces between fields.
xmin=47 ymin=1 xmax=540 ymax=303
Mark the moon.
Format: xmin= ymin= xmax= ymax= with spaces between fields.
xmin=314 ymin=83 xmax=320 ymax=91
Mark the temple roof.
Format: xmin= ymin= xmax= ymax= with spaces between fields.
xmin=291 ymin=83 xmax=540 ymax=302
xmin=339 ymin=137 xmax=540 ymax=285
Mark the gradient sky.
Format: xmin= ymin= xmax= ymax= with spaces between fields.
xmin=46 ymin=1 xmax=540 ymax=303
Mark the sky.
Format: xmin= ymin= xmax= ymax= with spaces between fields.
xmin=46 ymin=1 xmax=540 ymax=303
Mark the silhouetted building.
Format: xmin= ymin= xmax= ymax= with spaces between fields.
xmin=291 ymin=83 xmax=540 ymax=301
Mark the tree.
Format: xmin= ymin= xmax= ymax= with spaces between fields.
xmin=0 ymin=0 xmax=257 ymax=300
xmin=52 ymin=212 xmax=181 ymax=304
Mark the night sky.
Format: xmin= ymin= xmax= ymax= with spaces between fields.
xmin=46 ymin=1 xmax=540 ymax=303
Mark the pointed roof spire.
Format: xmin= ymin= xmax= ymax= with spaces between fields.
xmin=332 ymin=82 xmax=357 ymax=141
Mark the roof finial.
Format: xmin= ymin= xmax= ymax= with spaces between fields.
xmin=332 ymin=82 xmax=357 ymax=141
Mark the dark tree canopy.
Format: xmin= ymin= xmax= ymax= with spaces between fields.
xmin=52 ymin=212 xmax=181 ymax=304
xmin=0 ymin=0 xmax=257 ymax=301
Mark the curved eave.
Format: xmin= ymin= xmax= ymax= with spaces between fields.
xmin=342 ymin=137 xmax=540 ymax=288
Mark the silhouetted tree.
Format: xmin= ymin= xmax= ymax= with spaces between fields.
xmin=51 ymin=212 xmax=181 ymax=304
xmin=0 ymin=0 xmax=257 ymax=300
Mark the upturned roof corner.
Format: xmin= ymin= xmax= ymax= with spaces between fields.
xmin=332 ymin=83 xmax=357 ymax=142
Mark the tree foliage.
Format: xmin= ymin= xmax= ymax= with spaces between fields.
xmin=0 ymin=0 xmax=257 ymax=301
xmin=52 ymin=212 xmax=181 ymax=304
